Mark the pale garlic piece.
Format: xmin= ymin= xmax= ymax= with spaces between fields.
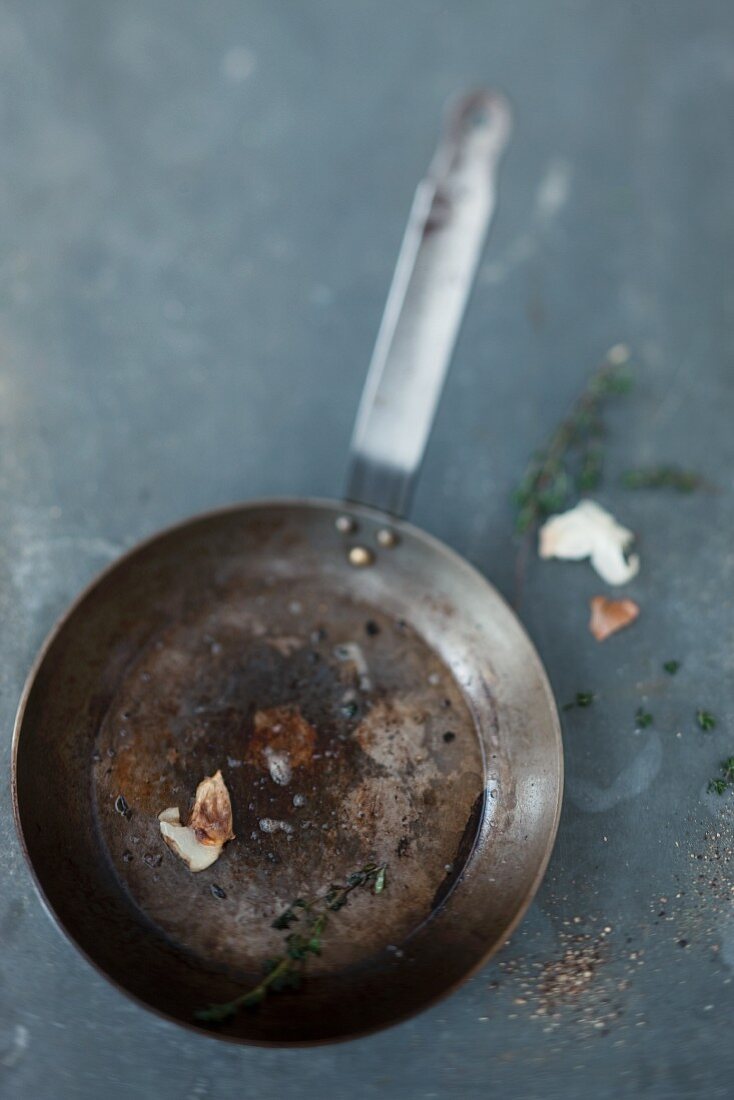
xmin=539 ymin=500 xmax=639 ymax=585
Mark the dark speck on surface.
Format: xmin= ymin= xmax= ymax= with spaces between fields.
xmin=114 ymin=794 xmax=131 ymax=818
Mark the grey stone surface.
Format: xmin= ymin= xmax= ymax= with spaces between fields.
xmin=1 ymin=1 xmax=733 ymax=1097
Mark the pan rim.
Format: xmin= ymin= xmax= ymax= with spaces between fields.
xmin=11 ymin=495 xmax=563 ymax=1046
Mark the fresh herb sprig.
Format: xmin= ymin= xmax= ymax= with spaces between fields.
xmin=195 ymin=862 xmax=387 ymax=1023
xmin=708 ymin=757 xmax=734 ymax=796
xmin=514 ymin=350 xmax=633 ymax=534
xmin=696 ymin=710 xmax=716 ymax=732
xmin=663 ymin=660 xmax=680 ymax=675
xmin=621 ymin=466 xmax=702 ymax=493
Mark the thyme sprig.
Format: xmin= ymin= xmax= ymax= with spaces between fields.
xmin=514 ymin=349 xmax=633 ymax=534
xmin=621 ymin=466 xmax=702 ymax=493
xmin=195 ymin=862 xmax=387 ymax=1023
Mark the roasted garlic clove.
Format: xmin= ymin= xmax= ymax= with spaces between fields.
xmin=158 ymin=770 xmax=234 ymax=872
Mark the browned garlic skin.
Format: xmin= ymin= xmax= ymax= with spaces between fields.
xmin=189 ymin=770 xmax=235 ymax=847
xmin=589 ymin=596 xmax=640 ymax=642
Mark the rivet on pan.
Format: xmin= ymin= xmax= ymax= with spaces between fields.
xmin=348 ymin=546 xmax=374 ymax=568
xmin=376 ymin=527 xmax=399 ymax=548
xmin=335 ymin=515 xmax=357 ymax=534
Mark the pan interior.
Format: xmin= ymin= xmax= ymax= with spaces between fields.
xmin=93 ymin=578 xmax=487 ymax=978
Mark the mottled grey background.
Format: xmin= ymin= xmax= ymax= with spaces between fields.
xmin=1 ymin=1 xmax=733 ymax=1097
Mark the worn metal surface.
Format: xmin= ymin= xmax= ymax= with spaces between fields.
xmin=347 ymin=90 xmax=510 ymax=516
xmin=13 ymin=500 xmax=560 ymax=1043
xmin=1 ymin=0 xmax=734 ymax=1095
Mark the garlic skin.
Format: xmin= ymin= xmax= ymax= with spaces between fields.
xmin=158 ymin=770 xmax=234 ymax=872
xmin=539 ymin=500 xmax=640 ymax=585
xmin=188 ymin=770 xmax=235 ymax=847
xmin=589 ymin=595 xmax=640 ymax=641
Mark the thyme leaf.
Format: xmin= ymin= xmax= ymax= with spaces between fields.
xmin=707 ymin=757 xmax=734 ymax=796
xmin=563 ymin=692 xmax=595 ymax=711
xmin=708 ymin=778 xmax=728 ymax=796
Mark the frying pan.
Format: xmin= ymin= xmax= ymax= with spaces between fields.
xmin=12 ymin=90 xmax=562 ymax=1045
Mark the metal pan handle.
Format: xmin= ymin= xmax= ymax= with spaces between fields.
xmin=345 ymin=89 xmax=512 ymax=518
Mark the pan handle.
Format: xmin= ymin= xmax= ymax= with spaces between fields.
xmin=345 ymin=89 xmax=512 ymax=518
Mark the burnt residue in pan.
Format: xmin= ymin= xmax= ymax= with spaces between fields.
xmin=93 ymin=581 xmax=489 ymax=976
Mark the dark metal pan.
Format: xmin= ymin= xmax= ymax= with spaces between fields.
xmin=12 ymin=90 xmax=562 ymax=1046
